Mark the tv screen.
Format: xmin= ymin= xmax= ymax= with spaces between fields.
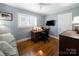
xmin=46 ymin=20 xmax=55 ymax=26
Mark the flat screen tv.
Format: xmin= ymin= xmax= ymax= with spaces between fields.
xmin=46 ymin=20 xmax=55 ymax=26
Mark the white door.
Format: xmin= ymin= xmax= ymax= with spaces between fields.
xmin=58 ymin=13 xmax=72 ymax=34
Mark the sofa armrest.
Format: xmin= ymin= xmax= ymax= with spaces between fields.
xmin=0 ymin=41 xmax=17 ymax=56
xmin=0 ymin=50 xmax=5 ymax=56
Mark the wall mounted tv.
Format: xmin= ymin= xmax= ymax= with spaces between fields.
xmin=46 ymin=20 xmax=55 ymax=26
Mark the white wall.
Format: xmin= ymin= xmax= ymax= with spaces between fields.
xmin=0 ymin=3 xmax=45 ymax=40
xmin=45 ymin=6 xmax=79 ymax=36
xmin=58 ymin=13 xmax=72 ymax=34
xmin=45 ymin=14 xmax=58 ymax=36
xmin=45 ymin=13 xmax=72 ymax=36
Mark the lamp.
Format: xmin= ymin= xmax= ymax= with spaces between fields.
xmin=72 ymin=16 xmax=79 ymax=24
xmin=72 ymin=16 xmax=79 ymax=33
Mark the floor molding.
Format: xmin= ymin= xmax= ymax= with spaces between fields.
xmin=49 ymin=35 xmax=59 ymax=39
xmin=16 ymin=35 xmax=59 ymax=43
xmin=16 ymin=37 xmax=31 ymax=43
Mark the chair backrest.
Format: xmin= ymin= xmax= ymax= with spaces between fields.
xmin=44 ymin=29 xmax=49 ymax=37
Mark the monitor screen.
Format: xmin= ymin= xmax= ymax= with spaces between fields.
xmin=46 ymin=20 xmax=55 ymax=26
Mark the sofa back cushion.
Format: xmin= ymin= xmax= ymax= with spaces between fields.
xmin=0 ymin=33 xmax=15 ymax=43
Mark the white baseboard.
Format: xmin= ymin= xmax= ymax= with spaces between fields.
xmin=16 ymin=37 xmax=31 ymax=43
xmin=16 ymin=35 xmax=59 ymax=43
xmin=49 ymin=35 xmax=59 ymax=39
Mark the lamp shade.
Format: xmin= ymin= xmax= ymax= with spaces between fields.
xmin=72 ymin=16 xmax=79 ymax=24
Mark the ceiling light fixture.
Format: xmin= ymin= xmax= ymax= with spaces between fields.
xmin=38 ymin=3 xmax=51 ymax=10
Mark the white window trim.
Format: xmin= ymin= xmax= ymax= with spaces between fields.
xmin=18 ymin=13 xmax=37 ymax=28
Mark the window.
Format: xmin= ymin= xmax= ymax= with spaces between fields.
xmin=18 ymin=13 xmax=37 ymax=28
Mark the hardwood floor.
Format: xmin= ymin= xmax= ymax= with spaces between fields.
xmin=17 ymin=37 xmax=59 ymax=56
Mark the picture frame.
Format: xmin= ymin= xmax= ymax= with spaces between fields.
xmin=0 ymin=12 xmax=13 ymax=21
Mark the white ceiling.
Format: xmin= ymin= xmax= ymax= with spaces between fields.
xmin=4 ymin=3 xmax=78 ymax=15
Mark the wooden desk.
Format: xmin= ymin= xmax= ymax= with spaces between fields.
xmin=31 ymin=30 xmax=43 ymax=42
xmin=59 ymin=30 xmax=79 ymax=56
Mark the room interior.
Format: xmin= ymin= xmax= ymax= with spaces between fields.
xmin=0 ymin=3 xmax=79 ymax=56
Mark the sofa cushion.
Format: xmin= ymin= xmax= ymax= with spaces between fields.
xmin=0 ymin=33 xmax=15 ymax=43
xmin=10 ymin=40 xmax=16 ymax=47
xmin=0 ymin=25 xmax=10 ymax=34
xmin=0 ymin=41 xmax=17 ymax=56
xmin=0 ymin=50 xmax=5 ymax=56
